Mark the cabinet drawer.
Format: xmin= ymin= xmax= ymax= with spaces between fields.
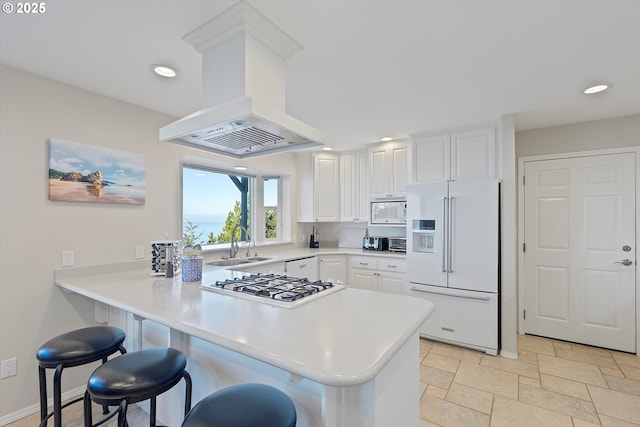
xmin=405 ymin=283 xmax=497 ymax=354
xmin=350 ymin=256 xmax=377 ymax=270
xmin=377 ymin=258 xmax=406 ymax=273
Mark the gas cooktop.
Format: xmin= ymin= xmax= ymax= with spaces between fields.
xmin=200 ymin=273 xmax=344 ymax=308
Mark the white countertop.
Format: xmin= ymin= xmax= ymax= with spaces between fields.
xmin=55 ymin=249 xmax=432 ymax=387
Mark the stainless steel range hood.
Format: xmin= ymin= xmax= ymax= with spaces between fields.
xmin=159 ymin=1 xmax=324 ymax=158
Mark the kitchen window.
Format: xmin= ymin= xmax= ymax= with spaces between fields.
xmin=182 ymin=165 xmax=286 ymax=249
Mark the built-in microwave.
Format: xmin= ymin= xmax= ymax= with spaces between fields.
xmin=370 ymin=200 xmax=407 ymax=225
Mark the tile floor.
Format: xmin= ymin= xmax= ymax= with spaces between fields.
xmin=8 ymin=335 xmax=640 ymax=426
xmin=420 ymin=335 xmax=640 ymax=426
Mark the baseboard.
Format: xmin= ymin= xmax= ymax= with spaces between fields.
xmin=500 ymin=350 xmax=518 ymax=360
xmin=0 ymin=385 xmax=85 ymax=426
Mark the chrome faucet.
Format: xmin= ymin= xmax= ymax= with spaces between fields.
xmin=230 ymin=223 xmax=249 ymax=258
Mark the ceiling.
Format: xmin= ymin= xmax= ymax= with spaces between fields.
xmin=1 ymin=0 xmax=639 ymax=151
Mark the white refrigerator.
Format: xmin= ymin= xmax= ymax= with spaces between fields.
xmin=405 ymin=180 xmax=499 ymax=355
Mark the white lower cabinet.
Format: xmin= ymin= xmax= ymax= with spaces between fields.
xmin=349 ymin=256 xmax=406 ymax=295
xmin=405 ymin=283 xmax=498 ymax=355
xmin=318 ymin=255 xmax=348 ymax=283
xmin=285 ymin=257 xmax=318 ymax=281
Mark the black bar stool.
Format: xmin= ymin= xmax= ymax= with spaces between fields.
xmin=181 ymin=383 xmax=296 ymax=427
xmin=84 ymin=347 xmax=192 ymax=427
xmin=36 ymin=326 xmax=127 ymax=427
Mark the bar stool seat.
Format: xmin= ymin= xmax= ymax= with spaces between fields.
xmin=182 ymin=383 xmax=296 ymax=427
xmin=84 ymin=347 xmax=192 ymax=427
xmin=36 ymin=326 xmax=126 ymax=427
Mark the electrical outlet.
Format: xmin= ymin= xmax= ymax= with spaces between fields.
xmin=62 ymin=250 xmax=74 ymax=267
xmin=1 ymin=358 xmax=16 ymax=379
xmin=135 ymin=245 xmax=144 ymax=259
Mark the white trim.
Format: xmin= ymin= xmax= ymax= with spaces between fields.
xmin=517 ymin=146 xmax=640 ymax=355
xmin=0 ymin=385 xmax=85 ymax=426
xmin=499 ymin=351 xmax=518 ymax=360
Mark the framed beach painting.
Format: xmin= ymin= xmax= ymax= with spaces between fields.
xmin=48 ymin=138 xmax=146 ymax=205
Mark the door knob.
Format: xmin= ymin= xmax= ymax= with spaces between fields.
xmin=614 ymin=259 xmax=633 ymax=266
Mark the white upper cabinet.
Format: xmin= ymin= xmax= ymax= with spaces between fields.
xmin=369 ymin=141 xmax=410 ymax=198
xmin=413 ymin=127 xmax=497 ymax=183
xmin=340 ymin=151 xmax=368 ymax=222
xmin=297 ymin=152 xmax=340 ymax=222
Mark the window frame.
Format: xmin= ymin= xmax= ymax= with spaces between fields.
xmin=181 ymin=163 xmax=288 ymax=253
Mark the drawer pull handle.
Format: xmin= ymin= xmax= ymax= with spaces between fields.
xmin=387 ymin=265 xmax=397 ymax=268
xmin=359 ymin=262 xmax=369 ymax=266
xmin=410 ymin=287 xmax=491 ymax=301
xmin=441 ymin=327 xmax=455 ymax=332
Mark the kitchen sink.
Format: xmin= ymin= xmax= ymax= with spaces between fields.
xmin=245 ymin=257 xmax=273 ymax=262
xmin=207 ymin=259 xmax=252 ymax=267
xmin=207 ymin=256 xmax=273 ymax=267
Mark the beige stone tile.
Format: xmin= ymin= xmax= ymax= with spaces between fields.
xmin=604 ymin=374 xmax=640 ymax=397
xmin=453 ymin=361 xmax=518 ymax=399
xmin=431 ymin=342 xmax=482 ymax=364
xmin=599 ymin=414 xmax=640 ymax=427
xmin=445 ymin=382 xmax=494 ymax=414
xmin=420 ymin=338 xmax=434 ymax=359
xmin=517 ymin=350 xmax=539 ymax=366
xmin=518 ymin=383 xmax=599 ymax=424
xmin=554 ymin=347 xmax=618 ymax=369
xmin=420 ymin=364 xmax=455 ymax=390
xmin=420 ymin=395 xmax=489 ymax=427
xmin=570 ymin=342 xmax=615 ymax=357
xmin=426 ymin=384 xmax=448 ymax=399
xmin=420 ymin=418 xmax=443 ymax=427
xmin=420 ymin=382 xmax=428 ymax=399
xmin=422 ymin=352 xmax=461 ymax=373
xmin=610 ymin=352 xmax=640 ymax=370
xmin=490 ymin=395 xmax=573 ymax=427
xmin=480 ymin=354 xmax=540 ymax=379
xmin=572 ymin=419 xmax=602 ymax=427
xmin=538 ymin=354 xmax=608 ymax=387
xmin=588 ymin=385 xmax=640 ymax=424
xmin=518 ymin=334 xmax=556 ymax=356
xmin=540 ymin=373 xmax=591 ymax=401
xmin=552 ymin=339 xmax=572 ymax=349
xmin=520 ymin=376 xmax=541 ymax=388
xmin=620 ymin=364 xmax=640 ymax=381
xmin=601 ymin=366 xmax=625 ymax=378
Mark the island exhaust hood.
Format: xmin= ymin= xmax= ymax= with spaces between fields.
xmin=159 ymin=1 xmax=324 ymax=159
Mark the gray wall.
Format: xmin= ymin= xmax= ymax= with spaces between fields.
xmin=516 ymin=114 xmax=640 ymax=157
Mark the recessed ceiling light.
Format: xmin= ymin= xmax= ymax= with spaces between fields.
xmin=380 ymin=136 xmax=393 ymax=142
xmin=322 ymin=146 xmax=333 ymax=151
xmin=233 ymin=166 xmax=248 ymax=171
xmin=583 ymin=84 xmax=610 ymax=94
xmin=151 ymin=64 xmax=178 ymax=78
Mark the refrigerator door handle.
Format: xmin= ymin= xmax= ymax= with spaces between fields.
xmin=410 ymin=286 xmax=491 ymax=301
xmin=448 ymin=196 xmax=454 ymax=272
xmin=442 ymin=196 xmax=448 ymax=272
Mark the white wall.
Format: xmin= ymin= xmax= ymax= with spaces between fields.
xmin=0 ymin=65 xmax=299 ymax=421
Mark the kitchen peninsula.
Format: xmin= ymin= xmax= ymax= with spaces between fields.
xmin=55 ymin=255 xmax=433 ymax=426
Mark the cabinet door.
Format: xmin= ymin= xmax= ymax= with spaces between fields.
xmin=369 ymin=147 xmax=388 ymax=198
xmin=378 ymin=271 xmax=405 ymax=294
xmin=313 ymin=154 xmax=340 ymax=221
xmin=340 ymin=154 xmax=356 ymax=221
xmin=389 ymin=144 xmax=408 ymax=196
xmin=450 ymin=127 xmax=496 ymax=181
xmin=354 ymin=152 xmax=369 ymax=221
xmin=319 ymin=255 xmax=348 ymax=283
xmin=414 ymin=134 xmax=450 ymax=183
xmin=350 ymin=269 xmax=377 ymax=291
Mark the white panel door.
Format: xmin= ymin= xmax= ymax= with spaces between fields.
xmin=524 ymin=153 xmax=636 ymax=352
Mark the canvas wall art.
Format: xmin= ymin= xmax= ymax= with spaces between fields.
xmin=48 ymin=138 xmax=146 ymax=205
